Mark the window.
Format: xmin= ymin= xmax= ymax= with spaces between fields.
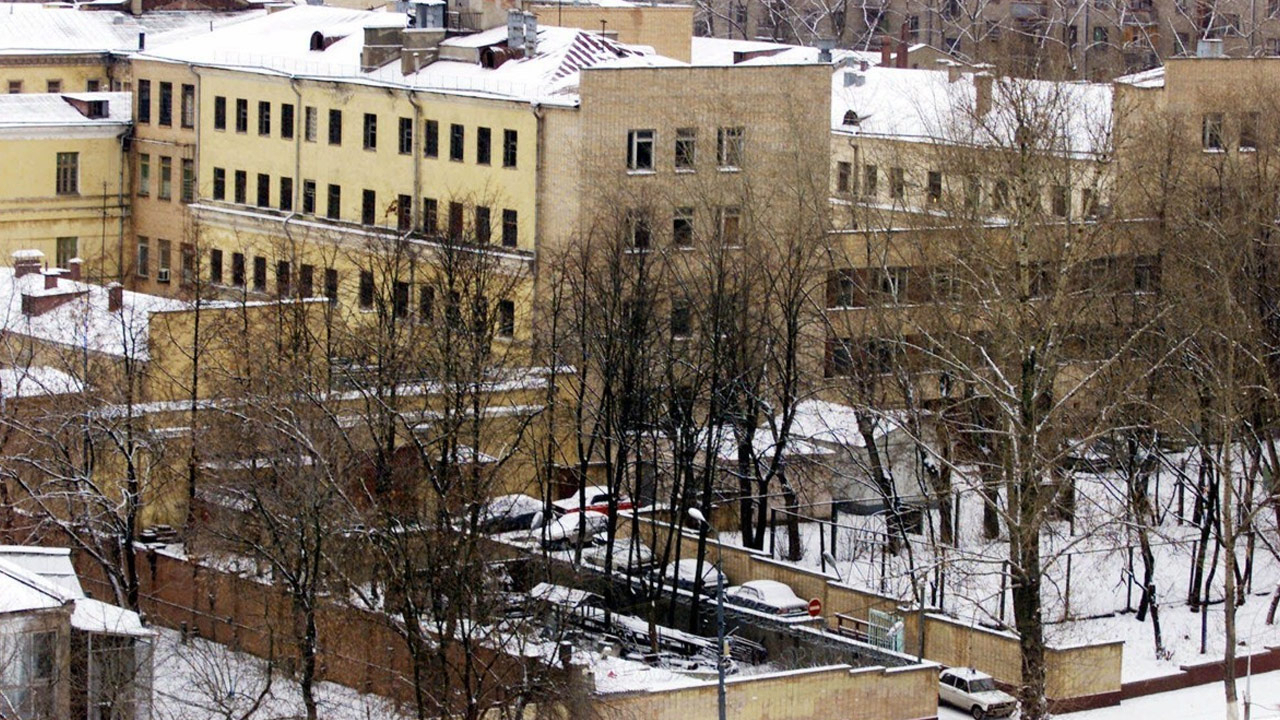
xmin=159 ymin=156 xmax=172 ymax=200
xmin=890 ymin=167 xmax=905 ymax=200
xmin=8 ymin=80 xmax=21 ymax=93
xmin=497 ymin=299 xmax=515 ymax=337
xmin=423 ymin=197 xmax=438 ymax=233
xmin=328 ymin=109 xmax=342 ymax=145
xmin=673 ymin=207 xmax=694 ymax=247
xmin=448 ymin=201 xmax=464 ymax=237
xmin=396 ymin=194 xmax=412 ymax=231
xmin=232 ymin=252 xmax=245 ymax=286
xmin=234 ymin=170 xmax=247 ymax=204
xmin=449 ymin=123 xmax=464 ymax=161
xmin=1203 ymin=113 xmax=1223 ymax=150
xmin=993 ymin=178 xmax=1010 ymax=210
xmin=475 ymin=205 xmax=491 ymax=242
xmin=874 ymin=266 xmax=908 ymax=300
xmin=1240 ymin=111 xmax=1259 ymax=150
xmin=212 ymin=167 xmax=226 ymax=200
xmin=327 ymin=184 xmax=341 ymax=219
xmin=716 ymin=126 xmax=744 ymax=168
xmin=503 ymin=129 xmax=518 ymax=167
xmin=280 ymin=177 xmax=293 ymax=211
xmin=181 ymin=243 xmax=195 ymax=285
xmin=362 ymin=189 xmax=377 ymax=225
xmin=158 ymin=239 xmax=172 ymax=281
xmin=1134 ymin=255 xmax=1161 ymax=293
xmin=502 ymin=208 xmax=518 ymax=247
xmin=477 ymin=126 xmax=491 ymax=164
xmin=158 ymin=81 xmax=172 ymax=126
xmin=670 ymin=301 xmax=691 ymax=337
xmin=235 ymin=98 xmax=248 ymax=133
xmin=398 ymin=116 xmax=413 ymax=154
xmin=276 ymin=260 xmax=290 ymax=295
xmin=303 ymin=180 xmax=316 ymax=214
xmin=425 ymin=119 xmax=439 ymax=157
xmin=214 ymin=96 xmax=227 ymax=130
xmin=363 ymin=112 xmax=377 ymax=150
xmin=305 ymin=106 xmax=317 ymax=142
xmin=257 ymin=101 xmax=271 ymax=136
xmin=281 ymin=103 xmax=295 ymax=139
xmin=628 ymin=209 xmax=651 ymax=249
xmin=55 ymin=152 xmax=78 ymax=195
xmin=927 ymin=170 xmax=943 ymax=203
xmin=137 ymin=79 xmax=151 ymax=123
xmin=1082 ymin=187 xmax=1099 ymax=218
xmin=181 ymin=84 xmax=195 ymax=128
xmin=256 ymin=173 xmax=270 ymax=207
xmin=181 ymin=158 xmax=194 ymax=202
xmin=44 ymin=78 xmax=60 ymax=93
xmin=251 ymin=256 xmax=266 ymax=292
xmin=1093 ymin=26 xmax=1108 ymax=45
xmin=719 ymin=206 xmax=741 ymax=246
xmin=392 ymin=280 xmax=410 ymax=318
xmin=299 ymin=263 xmax=314 ymax=296
xmin=627 ymin=129 xmax=655 ymax=171
xmin=56 ymin=237 xmax=77 ymax=268
xmin=136 ymin=237 xmax=150 ymax=277
xmin=826 ymin=269 xmax=860 ymax=308
xmin=675 ymin=128 xmax=697 ymax=170
xmin=138 ymin=154 xmax=150 ymax=196
xmin=359 ymin=270 xmax=374 ymax=308
xmin=837 ymin=161 xmax=852 ymax=193
xmin=324 ymin=267 xmax=338 ymax=303
xmin=862 ymin=164 xmax=877 ymax=196
xmin=210 ymin=248 xmax=223 ymax=284
xmin=419 ymin=285 xmax=434 ymax=321
xmin=1052 ymin=185 xmax=1070 ymax=217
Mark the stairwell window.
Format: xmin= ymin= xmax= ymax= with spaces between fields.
xmin=56 ymin=237 xmax=77 ymax=268
xmin=502 ymin=208 xmax=518 ymax=247
xmin=181 ymin=159 xmax=194 ymax=203
xmin=450 ymin=123 xmax=464 ymax=161
xmin=138 ymin=154 xmax=150 ymax=196
xmin=256 ymin=173 xmax=270 ymax=207
xmin=359 ymin=270 xmax=374 ymax=309
xmin=158 ymin=157 xmax=172 ymax=200
xmin=253 ymin=256 xmax=266 ymax=292
xmin=890 ymin=166 xmax=905 ymax=200
xmin=281 ymin=103 xmax=295 ymax=139
xmin=837 ymin=161 xmax=852 ymax=193
xmin=235 ymin=98 xmax=248 ymax=133
xmin=503 ymin=129 xmax=518 ymax=167
xmin=158 ymin=239 xmax=172 ymax=282
xmin=158 ymin=81 xmax=172 ymax=126
xmin=303 ymin=180 xmax=316 ymax=214
xmin=210 ymin=248 xmax=223 ymax=284
xmin=327 ymin=184 xmax=341 ymax=220
xmin=212 ymin=167 xmax=225 ymax=201
xmin=257 ymin=102 xmax=270 ymax=136
xmin=627 ymin=129 xmax=655 ymax=171
xmin=232 ymin=252 xmax=245 ymax=286
xmin=234 ymin=170 xmax=246 ymax=204
xmin=716 ymin=126 xmax=744 ymax=169
xmin=477 ymin=126 xmax=491 ymax=165
xmin=497 ymin=299 xmax=515 ymax=337
xmin=55 ymin=152 xmax=78 ymax=195
xmin=137 ymin=80 xmax=151 ymax=124
xmin=324 ymin=267 xmax=339 ymax=304
xmin=214 ymin=96 xmax=227 ymax=130
xmin=862 ymin=164 xmax=877 ymax=197
xmin=280 ymin=177 xmax=293 ymax=212
xmin=424 ymin=119 xmax=439 ymax=157
xmin=304 ymin=106 xmax=317 ymax=142
xmin=475 ymin=205 xmax=491 ymax=242
xmin=398 ymin=116 xmax=413 ymax=154
xmin=136 ymin=237 xmax=150 ymax=278
xmin=329 ymin=109 xmax=342 ymax=145
xmin=363 ymin=113 xmax=377 ymax=150
xmin=362 ymin=189 xmax=376 ymax=225
xmin=181 ymin=84 xmax=195 ymax=128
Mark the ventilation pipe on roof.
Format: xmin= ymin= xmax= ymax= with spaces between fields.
xmin=138 ymin=32 xmax=146 ymax=50
xmin=12 ymin=250 xmax=44 ymax=279
xmin=107 ymin=283 xmax=124 ymax=313
xmin=974 ymin=71 xmax=992 ymax=117
xmin=507 ymin=8 xmax=525 ymax=52
xmin=880 ymin=36 xmax=892 ymax=66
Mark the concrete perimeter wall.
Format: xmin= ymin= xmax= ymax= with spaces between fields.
xmin=624 ymin=514 xmax=1124 ymax=711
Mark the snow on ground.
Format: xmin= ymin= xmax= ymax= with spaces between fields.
xmin=934 ymin=670 xmax=1280 ymax=720
xmin=715 ymin=447 xmax=1280 ymax=682
xmin=150 ymin=628 xmax=408 ymax=720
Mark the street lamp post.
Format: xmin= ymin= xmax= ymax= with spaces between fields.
xmin=688 ymin=507 xmax=727 ymax=720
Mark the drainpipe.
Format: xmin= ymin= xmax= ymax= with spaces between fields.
xmin=529 ymin=99 xmax=545 ymax=337
xmin=116 ymin=126 xmax=130 ymax=283
xmin=407 ymin=89 xmax=423 ymax=233
xmin=290 ymin=75 xmax=304 ymax=212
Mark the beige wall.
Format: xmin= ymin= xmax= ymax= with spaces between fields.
xmin=533 ymin=4 xmax=695 ymax=62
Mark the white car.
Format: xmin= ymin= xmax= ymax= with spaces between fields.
xmin=938 ymin=667 xmax=1018 ymax=719
xmin=541 ymin=510 xmax=609 ymax=549
xmin=662 ymin=558 xmax=726 ymax=595
xmin=476 ymin=493 xmax=545 ymax=534
xmin=724 ymin=579 xmax=808 ymax=617
xmin=581 ymin=537 xmax=654 ymax=571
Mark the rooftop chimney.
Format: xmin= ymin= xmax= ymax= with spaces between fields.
xmin=107 ymin=283 xmax=124 ymax=313
xmin=507 ymin=8 xmax=525 ymax=52
xmin=817 ymin=37 xmax=834 ymax=63
xmin=138 ymin=31 xmax=146 ymax=50
xmin=880 ymin=36 xmax=892 ymax=66
xmin=974 ymin=71 xmax=992 ymax=117
xmin=68 ymin=258 xmax=82 ymax=281
xmin=1196 ymin=38 xmax=1224 ymax=58
xmin=12 ymin=250 xmax=44 ymax=278
xmin=44 ymin=272 xmax=58 ymax=291
xmin=523 ymin=12 xmax=538 ymax=57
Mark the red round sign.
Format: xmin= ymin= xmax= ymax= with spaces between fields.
xmin=807 ymin=598 xmax=822 ymax=617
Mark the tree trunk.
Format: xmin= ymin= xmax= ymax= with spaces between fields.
xmin=856 ymin=410 xmax=903 ymax=552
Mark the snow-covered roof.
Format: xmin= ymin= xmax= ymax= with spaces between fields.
xmin=690 ymin=36 xmax=875 ymax=68
xmin=785 ymin=400 xmax=910 ymax=449
xmin=529 ymin=581 xmax=601 ymax=608
xmin=0 ymin=266 xmax=187 ymax=360
xmin=140 ymin=5 xmax=671 ymax=105
xmin=1116 ymin=66 xmax=1165 ymax=89
xmin=0 ymin=4 xmax=262 ymax=56
xmin=0 ymin=92 xmax=131 ymax=129
xmin=0 ymin=546 xmax=152 ymax=636
xmin=831 ymin=65 xmax=1113 ymax=157
xmin=0 ymin=365 xmax=84 ymax=398
xmin=703 ymin=426 xmax=834 ymax=461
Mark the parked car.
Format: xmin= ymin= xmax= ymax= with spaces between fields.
xmin=662 ymin=558 xmax=727 ymax=595
xmin=551 ymin=485 xmax=634 ymax=515
xmin=581 ymin=537 xmax=655 ymax=572
xmin=477 ymin=493 xmax=545 ymax=534
xmin=938 ymin=668 xmax=1018 ymax=719
xmin=724 ymin=579 xmax=808 ymax=617
xmin=541 ymin=510 xmax=610 ymax=549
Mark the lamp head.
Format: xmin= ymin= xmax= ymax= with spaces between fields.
xmin=687 ymin=507 xmax=707 ymax=525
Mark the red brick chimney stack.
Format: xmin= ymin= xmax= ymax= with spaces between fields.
xmin=107 ymin=283 xmax=124 ymax=313
xmin=68 ymin=258 xmax=82 ymax=281
xmin=44 ymin=272 xmax=58 ymax=290
xmin=12 ymin=250 xmax=44 ymax=278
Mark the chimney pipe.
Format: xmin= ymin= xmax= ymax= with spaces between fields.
xmin=107 ymin=283 xmax=124 ymax=313
xmin=12 ymin=250 xmax=44 ymax=278
xmin=881 ymin=37 xmax=892 ymax=66
xmin=44 ymin=273 xmax=58 ymax=291
xmin=138 ymin=32 xmax=146 ymax=50
xmin=523 ymin=12 xmax=537 ymax=57
xmin=817 ymin=37 xmax=834 ymax=63
xmin=897 ymin=37 xmax=908 ymax=68
xmin=68 ymin=258 xmax=82 ymax=281
xmin=974 ymin=72 xmax=992 ymax=117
